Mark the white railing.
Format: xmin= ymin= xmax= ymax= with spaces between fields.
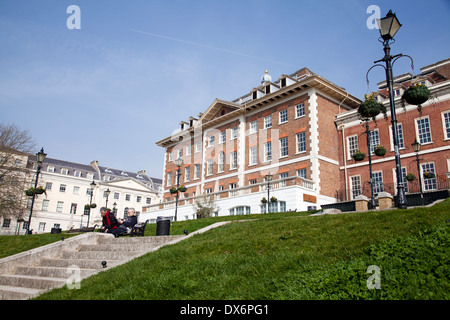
xmin=143 ymin=176 xmax=315 ymax=213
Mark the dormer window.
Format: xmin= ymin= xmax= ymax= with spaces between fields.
xmin=121 ymin=171 xmax=128 ymax=176
xmin=265 ymin=85 xmax=271 ymax=94
xmin=105 ymin=168 xmax=113 ymax=173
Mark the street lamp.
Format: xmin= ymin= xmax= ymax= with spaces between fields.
xmin=87 ymin=180 xmax=96 ymax=228
xmin=411 ymin=139 xmax=424 ymax=206
xmin=105 ymin=188 xmax=111 ymax=209
xmin=26 ymin=148 xmax=47 ymax=234
xmin=367 ymin=10 xmax=412 ymax=208
xmin=265 ymin=173 xmax=273 ymax=213
xmin=174 ymin=157 xmax=184 ymax=221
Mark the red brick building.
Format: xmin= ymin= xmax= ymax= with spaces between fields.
xmin=335 ymin=58 xmax=450 ymax=202
xmin=142 ymin=58 xmax=450 ymax=221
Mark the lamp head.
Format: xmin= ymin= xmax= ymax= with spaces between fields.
xmin=377 ymin=10 xmax=402 ymax=41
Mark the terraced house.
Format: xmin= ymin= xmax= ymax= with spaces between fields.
xmin=142 ymin=68 xmax=361 ymax=221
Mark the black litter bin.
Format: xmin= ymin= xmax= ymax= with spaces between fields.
xmin=156 ymin=216 xmax=171 ymax=236
xmin=51 ymin=227 xmax=62 ymax=234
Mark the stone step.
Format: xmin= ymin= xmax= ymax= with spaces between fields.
xmin=0 ymin=285 xmax=41 ymax=300
xmin=15 ymin=266 xmax=97 ymax=279
xmin=39 ymin=258 xmax=120 ymax=269
xmin=77 ymin=243 xmax=158 ymax=252
xmin=0 ymin=274 xmax=66 ymax=290
xmin=60 ymin=250 xmax=138 ymax=260
xmin=97 ymin=235 xmax=184 ymax=245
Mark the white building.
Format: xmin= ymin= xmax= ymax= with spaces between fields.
xmin=0 ymin=155 xmax=161 ymax=235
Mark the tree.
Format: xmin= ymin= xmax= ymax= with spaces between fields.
xmin=192 ymin=194 xmax=219 ymax=219
xmin=0 ymin=123 xmax=35 ymax=220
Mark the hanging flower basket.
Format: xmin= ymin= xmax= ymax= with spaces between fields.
xmin=358 ymin=94 xmax=387 ymax=122
xmin=401 ymin=83 xmax=430 ymax=114
xmin=169 ymin=187 xmax=178 ymax=194
xmin=261 ymin=197 xmax=267 ymax=204
xmin=352 ymin=150 xmax=366 ymax=161
xmin=424 ymin=171 xmax=435 ymax=179
xmin=85 ymin=203 xmax=97 ymax=210
xmin=25 ymin=187 xmax=46 ymax=196
xmin=406 ymin=173 xmax=416 ymax=181
xmin=270 ymin=196 xmax=278 ymax=203
xmin=374 ymin=145 xmax=386 ymax=157
xmin=90 ymin=203 xmax=97 ymax=209
xmin=178 ymin=185 xmax=187 ymax=193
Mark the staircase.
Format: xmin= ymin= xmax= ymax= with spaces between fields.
xmin=0 ymin=233 xmax=183 ymax=300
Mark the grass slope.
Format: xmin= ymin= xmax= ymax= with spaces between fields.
xmin=36 ymin=200 xmax=449 ymax=300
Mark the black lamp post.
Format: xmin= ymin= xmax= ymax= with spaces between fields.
xmin=26 ymin=148 xmax=47 ymax=234
xmin=364 ymin=122 xmax=376 ymax=209
xmin=87 ymin=180 xmax=96 ymax=228
xmin=105 ymin=188 xmax=111 ymax=209
xmin=174 ymin=157 xmax=183 ymax=221
xmin=367 ymin=10 xmax=412 ymax=208
xmin=265 ymin=173 xmax=273 ymax=213
xmin=411 ymin=139 xmax=424 ymax=206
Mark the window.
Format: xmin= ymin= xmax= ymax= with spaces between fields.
xmin=443 ymin=111 xmax=450 ymax=139
xmin=137 ymin=196 xmax=142 ymax=203
xmin=369 ymin=130 xmax=380 ymax=155
xmin=167 ymin=172 xmax=172 ymax=186
xmin=47 ymin=166 xmax=55 ymax=173
xmin=186 ymin=145 xmax=191 ymax=156
xmin=73 ymin=186 xmax=80 ymax=195
xmin=372 ymin=172 xmax=384 ymax=193
xmin=195 ymin=141 xmax=202 ymax=153
xmin=114 ymin=192 xmax=119 ymax=199
xmin=280 ymin=137 xmax=289 ymax=157
xmin=351 ymin=176 xmax=362 ymax=199
xmin=250 ymin=121 xmax=257 ymax=134
xmin=296 ymin=132 xmax=306 ymax=153
xmin=279 ymin=109 xmax=288 ymax=124
xmin=70 ymin=203 xmax=77 ymax=214
xmin=230 ymin=151 xmax=238 ymax=170
xmin=74 ymin=170 xmax=81 ymax=177
xmin=207 ymin=159 xmax=213 ymax=176
xmin=229 ymin=206 xmax=251 ymax=216
xmin=177 ymin=148 xmax=183 ymax=159
xmin=218 ymin=152 xmax=225 ymax=172
xmin=219 ymin=131 xmax=226 ymax=144
xmin=125 ymin=194 xmax=131 ymax=201
xmin=393 ymin=88 xmax=401 ymax=97
xmin=61 ymin=168 xmax=68 ymax=175
xmin=45 ymin=182 xmax=52 ymax=191
xmin=168 ymin=151 xmax=173 ymax=162
xmin=59 ymin=184 xmax=66 ymax=192
xmin=146 ymin=197 xmax=152 ymax=205
xmin=264 ymin=142 xmax=272 ymax=162
xmin=42 ymin=200 xmax=49 ymax=211
xmin=297 ymin=169 xmax=306 ymax=179
xmin=87 ymin=173 xmax=94 ymax=180
xmin=422 ymin=163 xmax=437 ymax=191
xmin=185 ymin=166 xmax=190 ymax=181
xmin=416 ymin=117 xmax=432 ymax=144
xmin=194 ymin=164 xmax=200 ymax=180
xmin=397 ymin=123 xmax=405 ymax=149
xmin=2 ymin=219 xmax=11 ymax=228
xmin=38 ymin=222 xmax=46 ymax=232
xmin=348 ymin=135 xmax=359 ymax=158
xmin=208 ymin=136 xmax=215 ymax=147
xmin=231 ymin=127 xmax=238 ymax=140
xmin=401 ymin=167 xmax=409 ymax=193
xmin=249 ymin=146 xmax=257 ymax=165
xmin=264 ymin=115 xmax=272 ymax=129
xmin=296 ymin=103 xmax=305 ymax=118
xmin=56 ymin=201 xmax=64 ymax=213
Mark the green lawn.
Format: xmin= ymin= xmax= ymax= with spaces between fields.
xmin=27 ymin=200 xmax=450 ymax=299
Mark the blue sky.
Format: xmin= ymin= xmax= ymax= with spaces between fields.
xmin=1 ymin=0 xmax=449 ymax=179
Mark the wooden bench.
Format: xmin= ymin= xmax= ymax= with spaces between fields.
xmin=68 ymin=224 xmax=98 ymax=233
xmin=119 ymin=220 xmax=149 ymax=237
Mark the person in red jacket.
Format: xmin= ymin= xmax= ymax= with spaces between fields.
xmin=100 ymin=207 xmax=119 ymax=236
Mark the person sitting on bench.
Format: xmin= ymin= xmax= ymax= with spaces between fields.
xmin=100 ymin=207 xmax=120 ymax=235
xmin=117 ymin=207 xmax=138 ymax=236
